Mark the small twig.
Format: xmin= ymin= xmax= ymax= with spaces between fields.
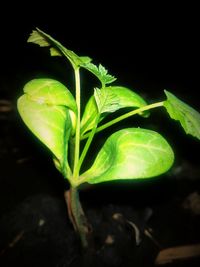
xmin=155 ymin=243 xmax=200 ymax=265
xmin=112 ymin=213 xmax=141 ymax=245
xmin=0 ymin=231 xmax=24 ymax=256
xmin=0 ymin=99 xmax=12 ymax=112
xmin=126 ymin=220 xmax=142 ymax=245
xmin=144 ymin=228 xmax=162 ymax=249
xmin=16 ymin=157 xmax=30 ymax=164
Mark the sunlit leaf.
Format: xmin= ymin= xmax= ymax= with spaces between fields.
xmin=80 ymin=96 xmax=98 ymax=136
xmin=81 ymin=86 xmax=149 ymax=135
xmin=28 ymin=30 xmax=50 ymax=47
xmin=17 ymin=96 xmax=70 ymax=167
xmin=81 ymin=62 xmax=116 ymax=86
xmin=80 ymin=128 xmax=174 ymax=184
xmin=50 ymin=47 xmax=62 ymax=56
xmin=94 ymin=87 xmax=120 ymax=114
xmin=17 ymin=79 xmax=76 ymax=178
xmin=164 ymin=90 xmax=200 ymax=140
xmin=24 ymin=79 xmax=77 ymax=112
xmin=28 ymin=28 xmax=92 ymax=69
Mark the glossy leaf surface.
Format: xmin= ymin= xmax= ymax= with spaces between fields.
xmin=164 ymin=90 xmax=200 ymax=140
xmin=17 ymin=79 xmax=76 ymax=178
xmin=23 ymin=79 xmax=77 ymax=112
xmin=80 ymin=128 xmax=174 ymax=184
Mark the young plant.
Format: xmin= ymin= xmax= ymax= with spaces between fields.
xmin=17 ymin=28 xmax=200 ymax=248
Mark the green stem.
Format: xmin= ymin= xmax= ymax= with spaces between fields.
xmin=73 ymin=68 xmax=81 ymax=178
xmin=81 ymin=101 xmax=164 ymax=140
xmin=78 ymin=115 xmax=100 ymax=173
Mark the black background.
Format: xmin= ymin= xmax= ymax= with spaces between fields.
xmin=0 ymin=3 xmax=200 ymax=267
xmin=0 ymin=2 xmax=199 ymax=103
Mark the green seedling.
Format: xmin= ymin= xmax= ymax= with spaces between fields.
xmin=17 ymin=28 xmax=200 ymax=248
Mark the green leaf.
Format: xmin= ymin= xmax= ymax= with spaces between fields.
xmin=94 ymin=87 xmax=120 ymax=114
xmin=28 ymin=28 xmax=92 ymax=69
xmin=164 ymin=90 xmax=200 ymax=140
xmin=23 ymin=79 xmax=77 ymax=112
xmin=80 ymin=62 xmax=116 ymax=86
xmin=17 ymin=78 xmax=77 ymax=179
xmin=80 ymin=96 xmax=98 ymax=136
xmin=80 ymin=128 xmax=174 ymax=184
xmin=81 ymin=86 xmax=149 ymax=135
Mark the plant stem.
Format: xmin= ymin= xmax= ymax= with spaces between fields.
xmin=81 ymin=101 xmax=164 ymax=140
xmin=65 ymin=187 xmax=91 ymax=248
xmin=66 ymin=68 xmax=92 ymax=249
xmin=73 ymin=68 xmax=81 ymax=179
xmin=78 ymin=115 xmax=100 ymax=173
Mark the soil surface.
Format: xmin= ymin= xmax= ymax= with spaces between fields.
xmin=1 ymin=98 xmax=200 ymax=267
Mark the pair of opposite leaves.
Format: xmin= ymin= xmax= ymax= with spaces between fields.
xmin=18 ymin=78 xmax=200 ymax=185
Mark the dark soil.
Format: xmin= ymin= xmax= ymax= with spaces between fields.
xmin=1 ymin=99 xmax=200 ymax=267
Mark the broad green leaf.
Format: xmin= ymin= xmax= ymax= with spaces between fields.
xmin=17 ymin=78 xmax=77 ymax=178
xmin=81 ymin=86 xmax=149 ymax=135
xmin=80 ymin=62 xmax=116 ymax=86
xmin=28 ymin=28 xmax=92 ymax=69
xmin=17 ymin=95 xmax=71 ymax=170
xmin=24 ymin=79 xmax=77 ymax=112
xmin=80 ymin=128 xmax=174 ymax=184
xmin=164 ymin=90 xmax=200 ymax=140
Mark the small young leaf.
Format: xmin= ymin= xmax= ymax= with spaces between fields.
xmin=28 ymin=30 xmax=50 ymax=47
xmin=80 ymin=128 xmax=174 ymax=184
xmin=81 ymin=62 xmax=116 ymax=86
xmin=28 ymin=28 xmax=92 ymax=69
xmin=164 ymin=90 xmax=200 ymax=140
xmin=17 ymin=79 xmax=77 ymax=179
xmin=81 ymin=86 xmax=149 ymax=135
xmin=94 ymin=87 xmax=120 ymax=114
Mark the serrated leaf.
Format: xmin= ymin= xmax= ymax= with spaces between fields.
xmin=81 ymin=86 xmax=149 ymax=135
xmin=80 ymin=128 xmax=174 ymax=184
xmin=28 ymin=28 xmax=92 ymax=69
xmin=81 ymin=62 xmax=116 ymax=85
xmin=164 ymin=90 xmax=200 ymax=140
xmin=17 ymin=79 xmax=77 ymax=179
xmin=94 ymin=87 xmax=119 ymax=114
xmin=28 ymin=30 xmax=50 ymax=47
xmin=50 ymin=47 xmax=62 ymax=56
